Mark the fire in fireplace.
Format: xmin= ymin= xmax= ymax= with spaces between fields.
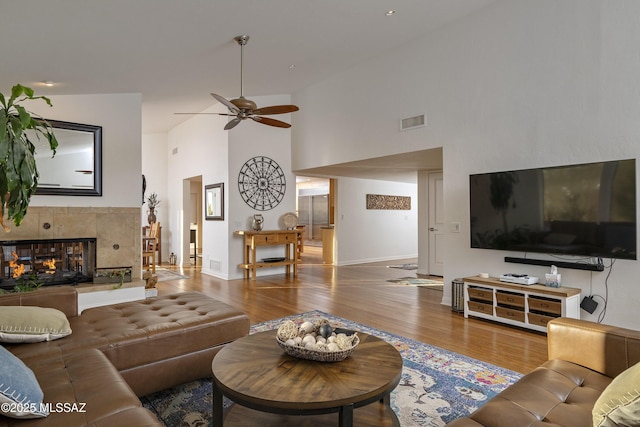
xmin=0 ymin=238 xmax=96 ymax=290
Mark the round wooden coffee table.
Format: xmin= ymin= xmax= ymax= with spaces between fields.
xmin=212 ymin=329 xmax=402 ymax=426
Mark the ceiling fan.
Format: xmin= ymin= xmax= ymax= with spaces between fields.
xmin=177 ymin=35 xmax=299 ymax=130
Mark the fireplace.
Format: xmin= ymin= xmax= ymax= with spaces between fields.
xmin=0 ymin=238 xmax=96 ymax=290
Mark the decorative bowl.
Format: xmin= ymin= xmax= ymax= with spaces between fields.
xmin=276 ymin=334 xmax=360 ymax=362
xmin=275 ymin=319 xmax=360 ymax=362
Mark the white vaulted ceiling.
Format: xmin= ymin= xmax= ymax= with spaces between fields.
xmin=0 ymin=1 xmax=495 ymax=134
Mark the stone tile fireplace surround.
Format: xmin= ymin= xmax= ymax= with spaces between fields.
xmin=1 ymin=207 xmax=145 ymax=312
xmin=1 ymin=206 xmax=142 ymax=282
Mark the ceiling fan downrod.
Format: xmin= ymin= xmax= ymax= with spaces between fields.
xmin=235 ymin=35 xmax=249 ymax=101
xmin=231 ymin=35 xmax=256 ymax=111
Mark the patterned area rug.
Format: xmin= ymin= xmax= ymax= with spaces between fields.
xmin=141 ymin=310 xmax=521 ymax=426
xmin=387 ymin=277 xmax=444 ymax=288
xmin=387 ymin=263 xmax=419 ymax=270
xmin=154 ymin=268 xmax=189 ymax=282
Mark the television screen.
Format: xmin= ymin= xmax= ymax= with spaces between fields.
xmin=470 ymin=159 xmax=636 ymax=260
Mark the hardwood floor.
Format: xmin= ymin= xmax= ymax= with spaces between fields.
xmin=155 ymin=246 xmax=548 ymax=374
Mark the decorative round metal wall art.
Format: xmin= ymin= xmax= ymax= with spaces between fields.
xmin=238 ymin=156 xmax=286 ymax=211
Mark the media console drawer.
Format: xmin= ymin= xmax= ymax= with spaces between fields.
xmin=496 ymin=306 xmax=525 ymax=323
xmin=467 ymin=300 xmax=493 ymax=315
xmin=467 ymin=287 xmax=493 ymax=302
xmin=496 ymin=291 xmax=525 ymax=308
xmin=528 ymin=312 xmax=557 ymax=327
xmin=463 ymin=276 xmax=581 ymax=333
xmin=528 ymin=296 xmax=562 ymax=315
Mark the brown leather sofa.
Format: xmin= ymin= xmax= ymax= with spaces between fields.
xmin=0 ymin=286 xmax=250 ymax=426
xmin=447 ymin=317 xmax=640 ymax=426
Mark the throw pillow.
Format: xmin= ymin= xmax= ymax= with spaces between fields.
xmin=0 ymin=345 xmax=48 ymax=418
xmin=593 ymin=361 xmax=640 ymax=426
xmin=0 ymin=306 xmax=72 ymax=343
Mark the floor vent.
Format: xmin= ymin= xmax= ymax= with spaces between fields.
xmin=400 ymin=114 xmax=426 ymax=131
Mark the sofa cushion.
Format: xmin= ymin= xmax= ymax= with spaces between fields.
xmin=593 ymin=361 xmax=640 ymax=427
xmin=0 ymin=307 xmax=72 ymax=343
xmin=0 ymin=345 xmax=47 ymax=419
xmin=1 ymin=348 xmax=162 ymax=426
xmin=448 ymin=359 xmax=612 ymax=427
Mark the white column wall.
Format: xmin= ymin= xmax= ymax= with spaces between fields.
xmin=292 ymin=0 xmax=640 ymax=328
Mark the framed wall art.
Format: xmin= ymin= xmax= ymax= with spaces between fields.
xmin=205 ymin=183 xmax=224 ymax=220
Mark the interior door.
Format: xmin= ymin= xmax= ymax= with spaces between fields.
xmin=428 ymin=172 xmax=444 ymax=276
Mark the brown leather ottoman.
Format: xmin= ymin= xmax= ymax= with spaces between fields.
xmin=73 ymin=292 xmax=250 ymax=396
xmin=10 ymin=292 xmax=250 ymax=396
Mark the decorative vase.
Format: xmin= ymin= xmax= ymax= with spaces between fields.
xmin=148 ymin=207 xmax=156 ymax=224
xmin=252 ymin=214 xmax=264 ymax=231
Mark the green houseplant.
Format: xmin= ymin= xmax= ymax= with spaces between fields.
xmin=0 ymin=84 xmax=58 ymax=231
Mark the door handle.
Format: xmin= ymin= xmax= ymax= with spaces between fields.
xmin=429 ymin=227 xmax=437 ymax=231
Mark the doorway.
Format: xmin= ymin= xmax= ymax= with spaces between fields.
xmin=428 ymin=172 xmax=444 ymax=276
xmin=185 ymin=176 xmax=202 ymax=266
xmin=296 ymin=177 xmax=332 ymax=264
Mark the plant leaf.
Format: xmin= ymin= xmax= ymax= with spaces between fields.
xmin=9 ymin=84 xmax=26 ymax=106
xmin=0 ymin=84 xmax=57 ymax=228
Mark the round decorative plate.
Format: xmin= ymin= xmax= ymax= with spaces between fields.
xmin=282 ymin=212 xmax=298 ymax=228
xmin=238 ymin=156 xmax=286 ymax=211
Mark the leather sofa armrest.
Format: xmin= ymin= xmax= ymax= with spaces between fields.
xmin=0 ymin=285 xmax=78 ymax=318
xmin=446 ymin=418 xmax=485 ymax=426
xmin=547 ymin=317 xmax=640 ymax=378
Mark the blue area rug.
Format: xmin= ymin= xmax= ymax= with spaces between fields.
xmin=141 ymin=310 xmax=522 ymax=426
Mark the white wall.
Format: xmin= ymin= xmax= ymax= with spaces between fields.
xmin=292 ymin=0 xmax=640 ymax=329
xmin=335 ymin=177 xmax=418 ymax=265
xmin=141 ymin=132 xmax=169 ymax=260
xmin=29 ymin=93 xmax=142 ymax=208
xmin=227 ymin=95 xmax=297 ymax=279
xmin=164 ymin=94 xmax=296 ymax=279
xmin=166 ymin=106 xmax=228 ymax=270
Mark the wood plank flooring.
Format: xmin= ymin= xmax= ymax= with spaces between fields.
xmin=155 ymin=246 xmax=547 ymax=374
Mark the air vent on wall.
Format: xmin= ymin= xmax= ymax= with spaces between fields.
xmin=400 ymin=114 xmax=426 ymax=131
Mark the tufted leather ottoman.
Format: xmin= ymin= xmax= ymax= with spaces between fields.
xmin=9 ymin=292 xmax=250 ymax=396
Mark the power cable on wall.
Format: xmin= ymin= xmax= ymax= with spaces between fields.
xmin=589 ymin=258 xmax=614 ymax=323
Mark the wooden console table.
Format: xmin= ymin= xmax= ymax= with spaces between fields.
xmin=235 ymin=230 xmax=301 ymax=280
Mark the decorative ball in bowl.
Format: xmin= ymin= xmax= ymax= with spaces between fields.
xmin=276 ymin=319 xmax=359 ymax=362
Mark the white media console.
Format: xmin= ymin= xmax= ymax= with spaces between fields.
xmin=463 ymin=276 xmax=581 ymax=333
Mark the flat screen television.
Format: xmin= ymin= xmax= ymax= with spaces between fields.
xmin=469 ymin=159 xmax=637 ymax=260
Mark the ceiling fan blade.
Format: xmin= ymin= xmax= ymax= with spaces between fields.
xmin=252 ymin=116 xmax=291 ymax=128
xmin=224 ymin=117 xmax=242 ymax=130
xmin=174 ymin=112 xmax=234 ymax=116
xmin=252 ymin=105 xmax=299 ymax=115
xmin=211 ymin=93 xmax=240 ymax=113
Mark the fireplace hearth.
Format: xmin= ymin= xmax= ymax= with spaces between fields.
xmin=0 ymin=238 xmax=96 ymax=290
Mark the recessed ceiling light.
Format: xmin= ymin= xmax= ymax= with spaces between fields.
xmin=43 ymin=81 xmax=54 ymax=87
xmin=289 ymin=64 xmax=296 ymax=69
xmin=385 ymin=10 xmax=396 ymax=16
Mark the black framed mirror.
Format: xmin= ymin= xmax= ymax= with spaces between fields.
xmin=33 ymin=119 xmax=102 ymax=196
